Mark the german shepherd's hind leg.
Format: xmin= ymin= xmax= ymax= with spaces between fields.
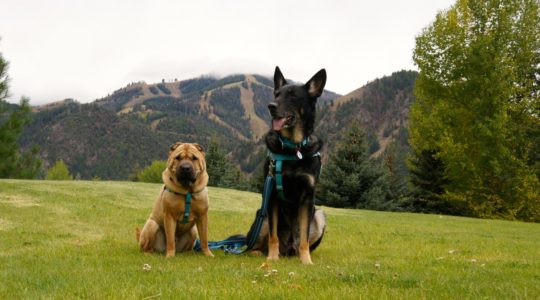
xmin=245 ymin=209 xmax=269 ymax=255
xmin=267 ymin=203 xmax=280 ymax=261
xmin=137 ymin=219 xmax=160 ymax=253
xmin=309 ymin=209 xmax=326 ymax=251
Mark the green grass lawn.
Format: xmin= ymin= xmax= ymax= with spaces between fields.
xmin=1 ymin=179 xmax=539 ymax=299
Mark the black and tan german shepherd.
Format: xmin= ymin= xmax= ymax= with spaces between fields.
xmin=246 ymin=67 xmax=327 ymax=264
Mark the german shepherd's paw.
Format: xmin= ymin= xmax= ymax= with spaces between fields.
xmin=299 ymin=252 xmax=313 ymax=265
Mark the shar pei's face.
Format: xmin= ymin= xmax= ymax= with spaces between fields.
xmin=167 ymin=142 xmax=206 ymax=187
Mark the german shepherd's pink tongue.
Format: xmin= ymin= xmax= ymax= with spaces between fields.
xmin=272 ymin=118 xmax=287 ymax=131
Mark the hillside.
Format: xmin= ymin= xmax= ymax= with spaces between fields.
xmin=95 ymin=74 xmax=340 ymax=142
xmin=20 ymin=102 xmax=176 ymax=179
xmin=19 ymin=71 xmax=416 ymax=180
xmin=317 ymin=70 xmax=417 ymax=158
xmin=1 ymin=179 xmax=539 ymax=298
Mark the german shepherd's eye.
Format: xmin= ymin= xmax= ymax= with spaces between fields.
xmin=287 ymin=89 xmax=296 ymax=97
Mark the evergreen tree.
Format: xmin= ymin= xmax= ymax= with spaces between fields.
xmin=317 ymin=121 xmax=388 ymax=209
xmin=16 ymin=145 xmax=42 ymax=179
xmin=248 ymin=160 xmax=266 ymax=192
xmin=0 ymin=48 xmax=7 ymax=101
xmin=405 ymin=149 xmax=465 ymax=214
xmin=410 ymin=0 xmax=540 ymax=221
xmin=205 ymin=137 xmax=238 ymax=188
xmin=381 ymin=141 xmax=411 ymax=209
xmin=0 ymin=47 xmax=41 ymax=179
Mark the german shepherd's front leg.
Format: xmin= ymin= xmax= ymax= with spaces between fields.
xmin=298 ymin=204 xmax=313 ymax=264
xmin=267 ymin=202 xmax=280 ymax=260
xmin=163 ymin=213 xmax=177 ymax=257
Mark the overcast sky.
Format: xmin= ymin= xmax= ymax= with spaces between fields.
xmin=0 ymin=0 xmax=454 ymax=105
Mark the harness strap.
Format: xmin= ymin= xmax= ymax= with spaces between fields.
xmin=269 ymin=151 xmax=321 ymax=201
xmin=183 ymin=192 xmax=191 ymax=224
xmin=269 ymin=152 xmax=297 ymax=200
xmin=279 ymin=136 xmax=308 ymax=149
xmin=163 ymin=186 xmax=198 ymax=224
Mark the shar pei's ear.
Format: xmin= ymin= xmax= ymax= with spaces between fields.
xmin=193 ymin=143 xmax=205 ymax=154
xmin=169 ymin=142 xmax=183 ymax=155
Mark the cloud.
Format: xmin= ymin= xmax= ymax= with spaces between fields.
xmin=0 ymin=0 xmax=454 ymax=104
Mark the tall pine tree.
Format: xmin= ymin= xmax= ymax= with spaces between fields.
xmin=405 ymin=149 xmax=465 ymax=214
xmin=0 ymin=46 xmax=41 ymax=178
xmin=205 ymin=137 xmax=245 ymax=188
xmin=381 ymin=142 xmax=410 ymax=202
xmin=317 ymin=121 xmax=389 ymax=209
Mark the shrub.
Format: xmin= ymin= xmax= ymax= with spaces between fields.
xmin=45 ymin=160 xmax=73 ymax=180
xmin=137 ymin=160 xmax=166 ymax=183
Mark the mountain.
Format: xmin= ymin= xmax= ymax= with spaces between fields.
xmin=317 ymin=70 xmax=417 ymax=158
xmin=21 ymin=101 xmax=176 ymax=179
xmin=20 ymin=74 xmax=340 ymax=179
xmin=94 ymin=74 xmax=340 ymax=142
xmin=19 ymin=71 xmax=416 ymax=180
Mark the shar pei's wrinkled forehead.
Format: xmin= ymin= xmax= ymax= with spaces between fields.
xmin=167 ymin=142 xmax=206 ymax=171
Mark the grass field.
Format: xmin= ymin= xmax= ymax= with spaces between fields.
xmin=1 ymin=179 xmax=539 ymax=299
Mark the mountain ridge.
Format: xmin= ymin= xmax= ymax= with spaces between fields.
xmin=21 ymin=71 xmax=416 ymax=180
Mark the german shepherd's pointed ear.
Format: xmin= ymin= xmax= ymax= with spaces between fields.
xmin=305 ymin=69 xmax=327 ymax=98
xmin=274 ymin=66 xmax=288 ymax=94
xmin=169 ymin=142 xmax=183 ymax=154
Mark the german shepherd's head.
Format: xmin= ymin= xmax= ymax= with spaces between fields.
xmin=268 ymin=67 xmax=327 ymax=143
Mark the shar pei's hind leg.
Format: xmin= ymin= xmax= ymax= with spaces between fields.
xmin=137 ymin=221 xmax=197 ymax=253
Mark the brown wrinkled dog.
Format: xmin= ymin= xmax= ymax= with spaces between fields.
xmin=136 ymin=142 xmax=213 ymax=258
